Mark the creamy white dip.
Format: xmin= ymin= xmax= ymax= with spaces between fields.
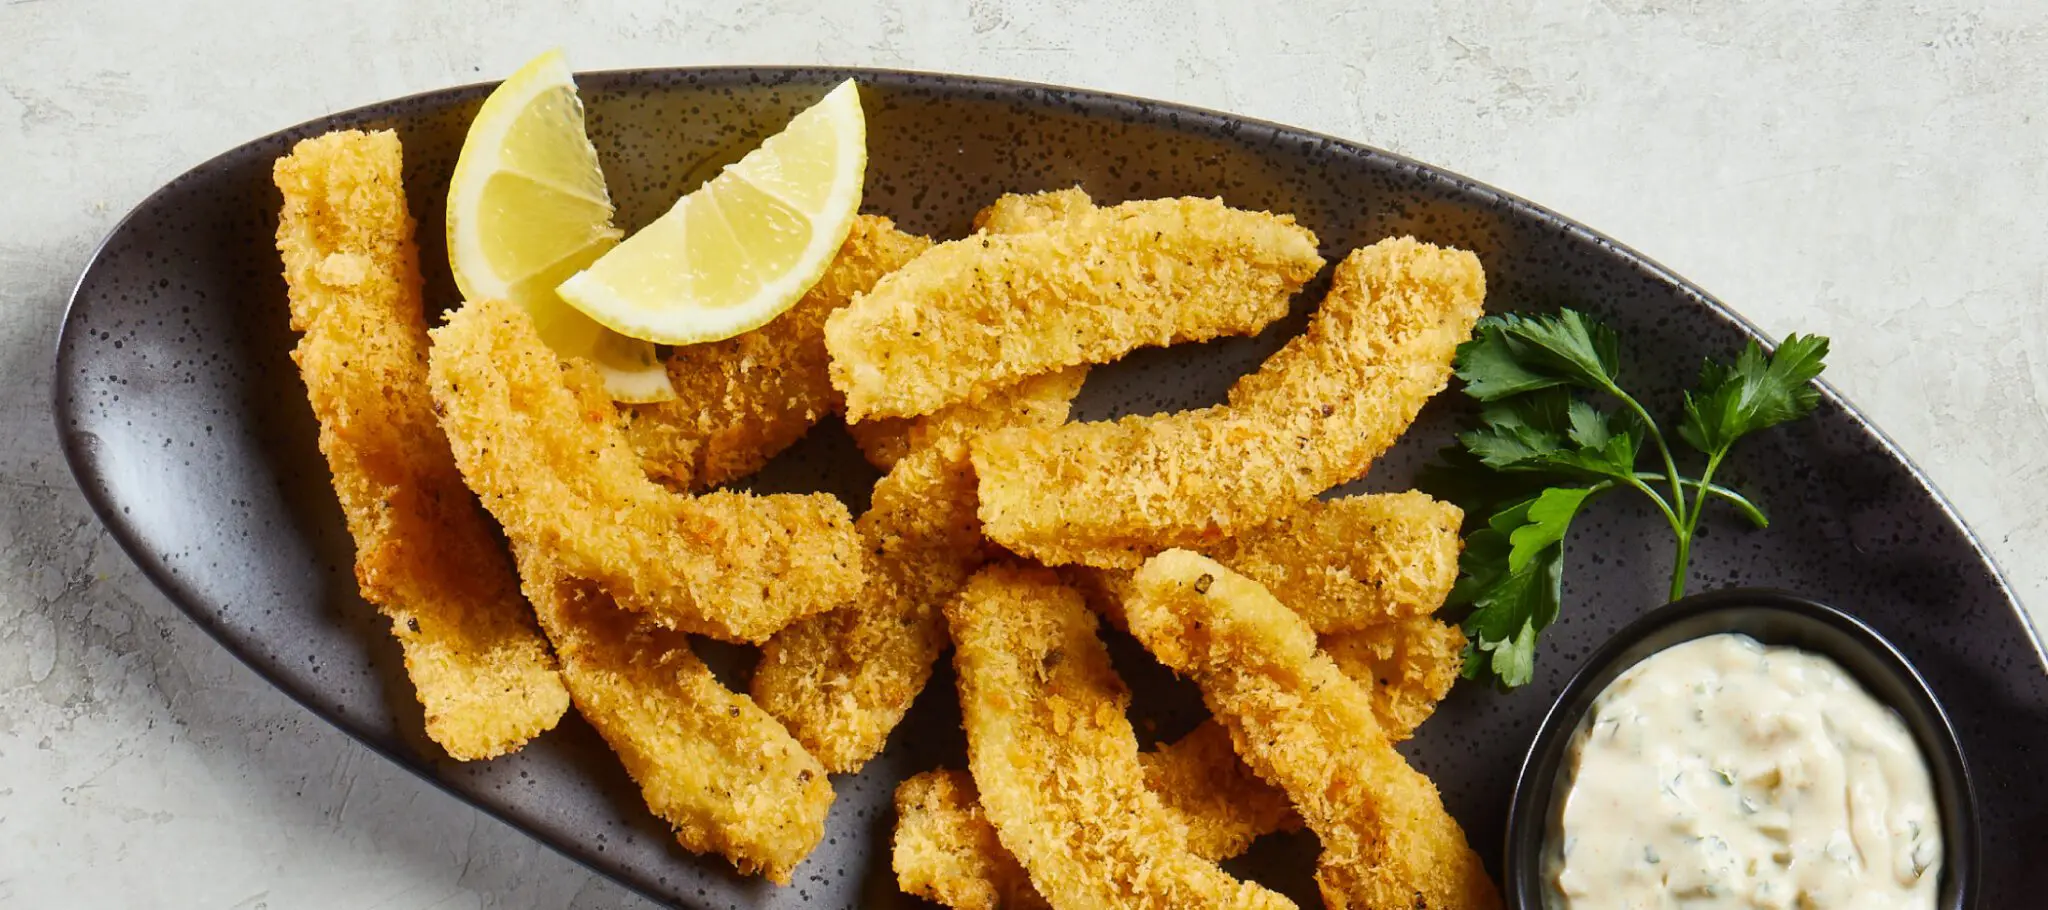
xmin=1544 ymin=633 xmax=1941 ymax=910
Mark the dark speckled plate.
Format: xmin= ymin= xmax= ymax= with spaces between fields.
xmin=52 ymin=68 xmax=2048 ymax=908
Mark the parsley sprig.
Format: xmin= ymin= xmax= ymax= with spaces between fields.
xmin=1430 ymin=310 xmax=1829 ymax=688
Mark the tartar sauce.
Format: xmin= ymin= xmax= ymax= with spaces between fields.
xmin=1544 ymin=633 xmax=1941 ymax=910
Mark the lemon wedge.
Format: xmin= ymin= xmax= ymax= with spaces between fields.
xmin=555 ymin=80 xmax=867 ymax=345
xmin=446 ymin=49 xmax=674 ymax=403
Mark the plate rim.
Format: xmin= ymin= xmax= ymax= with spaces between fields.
xmin=47 ymin=64 xmax=2047 ymax=906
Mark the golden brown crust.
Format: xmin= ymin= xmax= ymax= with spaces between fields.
xmin=1126 ymin=551 xmax=1500 ymax=910
xmin=893 ymin=770 xmax=1050 ymax=910
xmin=1205 ymin=491 xmax=1463 ymax=632
xmin=971 ymin=186 xmax=1097 ymax=234
xmin=892 ymin=725 xmax=1295 ymax=910
xmin=513 ymin=549 xmax=831 ymax=883
xmin=974 ymin=238 xmax=1486 ymax=568
xmin=947 ymin=563 xmax=1297 ymax=910
xmin=827 ymin=195 xmax=1323 ymax=420
xmin=273 ymin=129 xmax=567 ymax=760
xmin=1140 ymin=720 xmax=1302 ymax=859
xmin=426 ymin=297 xmax=864 ymax=643
xmin=754 ymin=359 xmax=1088 ymax=771
xmin=1065 ymin=491 xmax=1461 ymax=633
xmin=623 ymin=215 xmax=933 ymax=488
xmin=848 ymin=367 xmax=1090 ymax=472
xmin=751 ymin=442 xmax=982 ymax=771
xmin=1322 ymin=617 xmax=1467 ymax=744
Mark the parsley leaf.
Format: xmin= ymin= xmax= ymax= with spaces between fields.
xmin=1678 ymin=334 xmax=1831 ymax=455
xmin=1435 ymin=311 xmax=1829 ymax=689
xmin=1453 ymin=498 xmax=1570 ymax=688
xmin=1457 ymin=391 xmax=1641 ymax=482
xmin=1509 ymin=487 xmax=1595 ymax=572
xmin=1455 ymin=310 xmax=1622 ymax=400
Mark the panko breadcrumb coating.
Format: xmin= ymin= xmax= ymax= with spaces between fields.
xmin=512 ymin=549 xmax=831 ymax=883
xmin=623 ymin=216 xmax=933 ymax=488
xmin=846 ymin=366 xmax=1089 ymax=472
xmin=1142 ymin=720 xmax=1302 ymax=859
xmin=1199 ymin=491 xmax=1462 ymax=632
xmin=1065 ymin=491 xmax=1462 ymax=633
xmin=974 ymin=238 xmax=1486 ymax=568
xmin=426 ymin=297 xmax=864 ymax=643
xmin=947 ymin=563 xmax=1298 ymax=910
xmin=1323 ymin=617 xmax=1467 ymax=744
xmin=894 ymin=769 xmax=1050 ymax=910
xmin=273 ymin=129 xmax=567 ymax=760
xmin=751 ymin=441 xmax=982 ymax=771
xmin=890 ymin=719 xmax=1303 ymax=910
xmin=971 ymin=186 xmax=1097 ymax=234
xmin=753 ymin=362 xmax=1087 ymax=771
xmin=890 ymin=628 xmax=1469 ymax=910
xmin=1126 ymin=551 xmax=1501 ymax=910
xmin=827 ymin=194 xmax=1323 ymax=420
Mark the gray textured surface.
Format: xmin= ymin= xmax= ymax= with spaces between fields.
xmin=4 ymin=2 xmax=2045 ymax=907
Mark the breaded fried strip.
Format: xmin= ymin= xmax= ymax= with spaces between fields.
xmin=273 ymin=130 xmax=567 ymax=760
xmin=1142 ymin=720 xmax=1301 ymax=859
xmin=427 ymin=297 xmax=865 ymax=643
xmin=751 ymin=441 xmax=981 ymax=771
xmin=892 ymin=628 xmax=1465 ymax=910
xmin=975 ymin=238 xmax=1486 ymax=568
xmin=1208 ymin=491 xmax=1462 ymax=631
xmin=1126 ymin=551 xmax=1501 ymax=910
xmin=1067 ymin=491 xmax=1462 ymax=633
xmin=892 ymin=738 xmax=1289 ymax=910
xmin=1071 ymin=571 xmax=1462 ymax=743
xmin=947 ymin=564 xmax=1297 ymax=910
xmin=847 ymin=366 xmax=1089 ymax=472
xmin=827 ymin=195 xmax=1323 ymax=420
xmin=1323 ymin=617 xmax=1466 ymax=744
xmin=624 ymin=216 xmax=933 ymax=488
xmin=894 ymin=770 xmax=1049 ymax=910
xmin=971 ymin=186 xmax=1096 ymax=234
xmin=512 ymin=550 xmax=831 ymax=883
xmin=754 ymin=369 xmax=1087 ymax=770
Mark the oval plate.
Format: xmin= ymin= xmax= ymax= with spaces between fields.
xmin=52 ymin=68 xmax=2048 ymax=907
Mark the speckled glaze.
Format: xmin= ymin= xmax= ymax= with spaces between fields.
xmin=52 ymin=68 xmax=2048 ymax=908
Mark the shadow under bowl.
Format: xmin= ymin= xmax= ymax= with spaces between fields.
xmin=1502 ymin=588 xmax=1979 ymax=909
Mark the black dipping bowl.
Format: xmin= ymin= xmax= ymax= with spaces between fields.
xmin=1503 ymin=588 xmax=1979 ymax=909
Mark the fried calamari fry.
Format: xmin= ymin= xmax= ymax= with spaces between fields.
xmin=426 ymin=297 xmax=864 ymax=643
xmin=512 ymin=549 xmax=831 ymax=883
xmin=1065 ymin=491 xmax=1462 ymax=633
xmin=1323 ymin=617 xmax=1466 ymax=744
xmin=1126 ymin=551 xmax=1500 ymax=910
xmin=1207 ymin=491 xmax=1462 ymax=632
xmin=974 ymin=238 xmax=1487 ymax=568
xmin=947 ymin=563 xmax=1297 ymax=910
xmin=755 ymin=364 xmax=1084 ymax=769
xmin=846 ymin=366 xmax=1089 ymax=472
xmin=1142 ymin=720 xmax=1301 ymax=859
xmin=971 ymin=186 xmax=1096 ymax=234
xmin=273 ymin=129 xmax=567 ymax=760
xmin=751 ymin=441 xmax=982 ymax=771
xmin=889 ymin=722 xmax=1302 ymax=909
xmin=827 ymin=195 xmax=1323 ymax=420
xmin=623 ymin=215 xmax=933 ymax=488
xmin=753 ymin=367 xmax=1087 ymax=770
xmin=894 ymin=769 xmax=1049 ymax=910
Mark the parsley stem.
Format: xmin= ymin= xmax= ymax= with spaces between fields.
xmin=1606 ymin=384 xmax=1691 ymax=528
xmin=1684 ymin=450 xmax=1731 ymax=539
xmin=1619 ymin=474 xmax=1685 ymax=538
xmin=1633 ymin=474 xmax=1767 ymax=528
xmin=1668 ymin=450 xmax=1728 ymax=599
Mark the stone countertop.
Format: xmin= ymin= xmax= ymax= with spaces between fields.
xmin=3 ymin=1 xmax=2043 ymax=907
